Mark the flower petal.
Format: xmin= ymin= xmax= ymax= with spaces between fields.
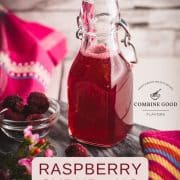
xmin=18 ymin=157 xmax=33 ymax=174
xmin=45 ymin=149 xmax=54 ymax=157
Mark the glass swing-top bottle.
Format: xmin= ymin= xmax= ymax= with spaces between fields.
xmin=68 ymin=0 xmax=137 ymax=147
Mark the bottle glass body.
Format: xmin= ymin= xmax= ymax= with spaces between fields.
xmin=68 ymin=0 xmax=133 ymax=147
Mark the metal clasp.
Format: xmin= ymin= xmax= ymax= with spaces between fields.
xmin=76 ymin=15 xmax=83 ymax=40
xmin=116 ymin=19 xmax=138 ymax=64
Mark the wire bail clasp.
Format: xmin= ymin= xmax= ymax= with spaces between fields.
xmin=116 ymin=18 xmax=138 ymax=64
xmin=76 ymin=15 xmax=83 ymax=40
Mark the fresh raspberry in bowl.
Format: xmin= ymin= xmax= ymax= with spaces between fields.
xmin=0 ymin=92 xmax=60 ymax=141
xmin=2 ymin=95 xmax=24 ymax=113
xmin=27 ymin=92 xmax=50 ymax=114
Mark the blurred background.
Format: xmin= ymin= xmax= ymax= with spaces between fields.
xmin=0 ymin=0 xmax=180 ymax=103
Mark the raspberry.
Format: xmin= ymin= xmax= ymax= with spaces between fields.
xmin=65 ymin=143 xmax=89 ymax=157
xmin=39 ymin=138 xmax=46 ymax=145
xmin=26 ymin=114 xmax=44 ymax=121
xmin=4 ymin=109 xmax=25 ymax=121
xmin=2 ymin=95 xmax=24 ymax=112
xmin=27 ymin=92 xmax=49 ymax=114
xmin=0 ymin=101 xmax=3 ymax=111
xmin=33 ymin=148 xmax=41 ymax=155
xmin=22 ymin=105 xmax=30 ymax=116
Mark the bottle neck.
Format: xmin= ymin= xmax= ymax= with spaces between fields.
xmin=79 ymin=0 xmax=120 ymax=55
xmin=77 ymin=0 xmax=138 ymax=64
xmin=80 ymin=0 xmax=120 ymax=33
xmin=80 ymin=29 xmax=119 ymax=56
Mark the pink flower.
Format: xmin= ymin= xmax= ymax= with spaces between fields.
xmin=18 ymin=157 xmax=33 ymax=174
xmin=45 ymin=149 xmax=54 ymax=157
xmin=24 ymin=126 xmax=33 ymax=138
xmin=23 ymin=126 xmax=39 ymax=145
xmin=30 ymin=134 xmax=40 ymax=145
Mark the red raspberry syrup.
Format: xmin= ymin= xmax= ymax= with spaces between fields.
xmin=68 ymin=44 xmax=133 ymax=147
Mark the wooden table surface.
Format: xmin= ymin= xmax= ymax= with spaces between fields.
xmin=0 ymin=101 xmax=151 ymax=157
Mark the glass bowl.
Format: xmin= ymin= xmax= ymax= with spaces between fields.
xmin=0 ymin=98 xmax=60 ymax=141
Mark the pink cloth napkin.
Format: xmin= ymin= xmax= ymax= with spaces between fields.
xmin=0 ymin=9 xmax=67 ymax=100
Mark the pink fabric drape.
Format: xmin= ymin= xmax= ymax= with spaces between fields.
xmin=0 ymin=9 xmax=67 ymax=100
